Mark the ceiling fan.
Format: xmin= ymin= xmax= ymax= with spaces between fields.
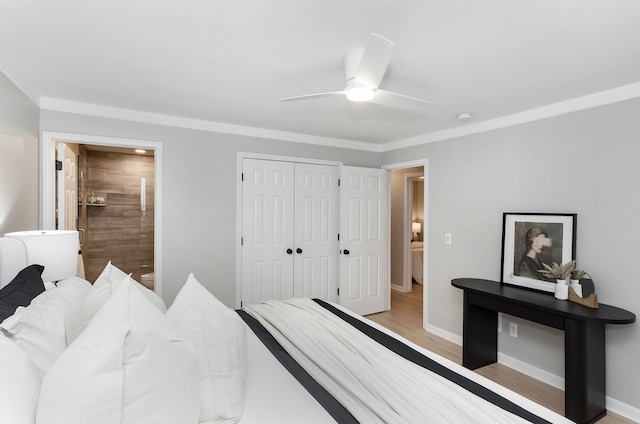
xmin=279 ymin=33 xmax=431 ymax=109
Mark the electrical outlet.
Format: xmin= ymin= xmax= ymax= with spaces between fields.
xmin=497 ymin=313 xmax=502 ymax=333
xmin=509 ymin=322 xmax=518 ymax=338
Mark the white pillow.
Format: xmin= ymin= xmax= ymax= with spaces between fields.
xmin=0 ymin=276 xmax=92 ymax=377
xmin=37 ymin=276 xmax=200 ymax=424
xmin=0 ymin=333 xmax=41 ymax=424
xmin=166 ymin=273 xmax=246 ymax=423
xmin=65 ymin=261 xmax=166 ymax=344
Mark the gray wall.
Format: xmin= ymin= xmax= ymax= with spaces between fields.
xmin=382 ymin=98 xmax=640 ymax=409
xmin=0 ymin=72 xmax=39 ymax=234
xmin=39 ymin=110 xmax=381 ymax=308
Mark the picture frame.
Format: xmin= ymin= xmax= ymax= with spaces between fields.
xmin=501 ymin=213 xmax=577 ymax=293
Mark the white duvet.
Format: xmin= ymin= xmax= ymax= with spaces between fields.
xmin=244 ymin=298 xmax=536 ymax=424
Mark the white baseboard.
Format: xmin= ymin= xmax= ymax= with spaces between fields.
xmin=391 ymin=283 xmax=410 ymax=293
xmin=497 ymin=353 xmax=564 ymax=390
xmin=424 ymin=323 xmax=462 ymax=346
xmin=425 ymin=324 xmax=639 ymax=422
xmin=604 ymin=397 xmax=640 ymax=423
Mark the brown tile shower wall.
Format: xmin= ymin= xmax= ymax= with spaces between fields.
xmin=83 ymin=151 xmax=154 ymax=283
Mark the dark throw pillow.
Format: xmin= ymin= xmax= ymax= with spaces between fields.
xmin=0 ymin=264 xmax=45 ymax=323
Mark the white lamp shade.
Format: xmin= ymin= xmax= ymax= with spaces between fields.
xmin=412 ymin=222 xmax=421 ymax=233
xmin=5 ymin=230 xmax=78 ymax=282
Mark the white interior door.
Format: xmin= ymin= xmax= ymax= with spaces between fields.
xmin=293 ymin=163 xmax=339 ymax=302
xmin=339 ymin=166 xmax=388 ymax=315
xmin=57 ymin=143 xmax=77 ymax=230
xmin=241 ymin=159 xmax=295 ymax=305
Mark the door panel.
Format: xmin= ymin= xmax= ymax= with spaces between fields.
xmin=241 ymin=159 xmax=295 ymax=305
xmin=293 ymin=163 xmax=339 ymax=302
xmin=340 ymin=166 xmax=388 ymax=315
xmin=57 ymin=143 xmax=78 ymax=231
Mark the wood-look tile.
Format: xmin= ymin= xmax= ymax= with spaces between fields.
xmin=86 ymin=213 xmax=109 ymax=229
xmin=83 ymin=150 xmax=155 ymax=286
xmin=87 ymin=167 xmax=108 ymax=182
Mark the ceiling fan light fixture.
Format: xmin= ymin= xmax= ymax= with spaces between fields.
xmin=278 ymin=34 xmax=430 ymax=108
xmin=345 ymin=85 xmax=375 ymax=102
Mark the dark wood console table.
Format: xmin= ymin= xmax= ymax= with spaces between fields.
xmin=451 ymin=278 xmax=635 ymax=424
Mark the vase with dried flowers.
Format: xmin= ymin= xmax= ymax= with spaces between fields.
xmin=539 ymin=260 xmax=576 ymax=300
xmin=569 ymin=269 xmax=589 ymax=297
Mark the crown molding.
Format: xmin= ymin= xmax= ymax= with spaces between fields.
xmin=38 ymin=97 xmax=382 ymax=153
xmin=382 ymin=81 xmax=640 ymax=152
xmin=39 ymin=81 xmax=640 ymax=154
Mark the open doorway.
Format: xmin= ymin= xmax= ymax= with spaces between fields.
xmin=390 ymin=169 xmax=424 ymax=292
xmin=383 ymin=159 xmax=427 ymax=328
xmin=40 ymin=131 xmax=164 ymax=296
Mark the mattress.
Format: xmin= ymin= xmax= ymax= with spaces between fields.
xmin=238 ymin=299 xmax=571 ymax=424
xmin=239 ymin=324 xmax=337 ymax=423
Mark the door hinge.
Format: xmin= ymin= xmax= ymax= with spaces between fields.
xmin=338 ymin=178 xmax=341 ymax=187
xmin=337 ymin=233 xmax=340 ymax=241
xmin=55 ymin=160 xmax=63 ymax=171
xmin=337 ymin=288 xmax=340 ymax=296
xmin=241 ymin=237 xmax=243 ymax=246
xmin=241 ymin=172 xmax=244 ymax=181
xmin=240 ymin=301 xmax=243 ymax=307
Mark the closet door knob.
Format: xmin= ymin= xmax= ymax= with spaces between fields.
xmin=296 ymin=248 xmax=303 ymax=254
xmin=343 ymin=249 xmax=350 ymax=255
xmin=286 ymin=248 xmax=293 ymax=254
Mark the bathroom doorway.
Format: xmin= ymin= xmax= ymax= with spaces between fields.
xmin=41 ymin=131 xmax=163 ymax=295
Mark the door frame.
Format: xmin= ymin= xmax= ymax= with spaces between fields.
xmin=40 ymin=131 xmax=164 ymax=296
xmin=382 ymin=159 xmax=428 ymax=326
xmin=235 ymin=152 xmax=341 ymax=308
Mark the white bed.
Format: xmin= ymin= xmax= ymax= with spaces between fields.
xmin=0 ymin=236 xmax=570 ymax=424
xmin=241 ymin=299 xmax=571 ymax=424
xmin=241 ymin=326 xmax=337 ymax=423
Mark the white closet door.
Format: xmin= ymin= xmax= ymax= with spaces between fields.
xmin=293 ymin=163 xmax=339 ymax=302
xmin=339 ymin=166 xmax=388 ymax=315
xmin=241 ymin=159 xmax=295 ymax=305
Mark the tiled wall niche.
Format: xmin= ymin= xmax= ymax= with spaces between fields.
xmin=81 ymin=149 xmax=154 ymax=284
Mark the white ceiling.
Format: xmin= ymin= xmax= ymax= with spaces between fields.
xmin=2 ymin=0 xmax=640 ymax=149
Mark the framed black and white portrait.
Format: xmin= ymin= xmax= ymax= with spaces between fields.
xmin=501 ymin=213 xmax=577 ymax=293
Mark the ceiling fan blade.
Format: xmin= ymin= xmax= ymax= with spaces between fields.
xmin=278 ymin=91 xmax=345 ymax=102
xmin=353 ymin=33 xmax=394 ymax=89
xmin=369 ymin=89 xmax=431 ymax=109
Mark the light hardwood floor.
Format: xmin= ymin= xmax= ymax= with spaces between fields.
xmin=366 ymin=284 xmax=635 ymax=424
